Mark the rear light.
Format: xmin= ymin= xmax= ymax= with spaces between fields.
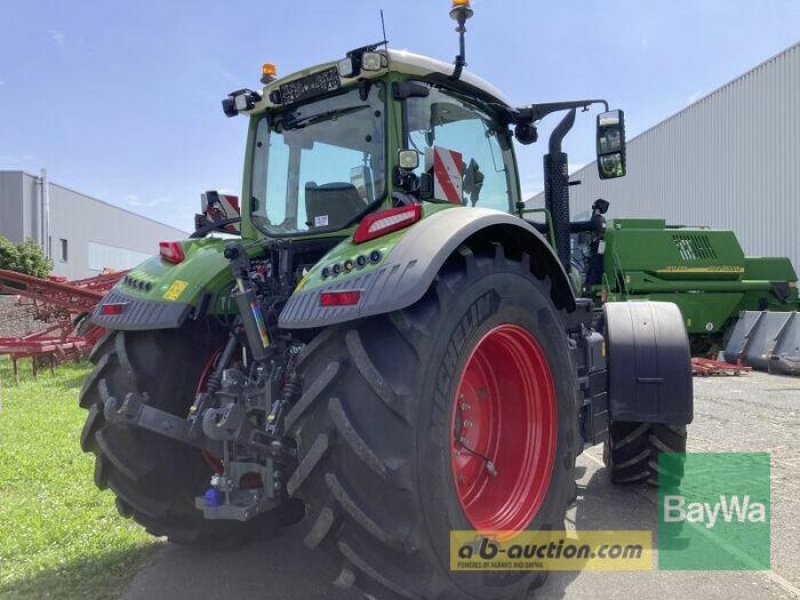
xmin=352 ymin=204 xmax=422 ymax=244
xmin=159 ymin=241 xmax=185 ymax=264
xmin=101 ymin=303 xmax=126 ymax=315
xmin=319 ymin=290 xmax=361 ymax=307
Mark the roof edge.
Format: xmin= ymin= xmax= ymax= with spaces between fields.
xmin=3 ymin=170 xmax=189 ymax=235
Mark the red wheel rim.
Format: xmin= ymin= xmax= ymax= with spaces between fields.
xmin=450 ymin=324 xmax=557 ymax=533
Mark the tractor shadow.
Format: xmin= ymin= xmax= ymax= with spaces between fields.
xmin=120 ymin=460 xmax=659 ymax=600
xmin=535 ymin=460 xmax=660 ymax=598
xmin=120 ymin=525 xmax=356 ymax=600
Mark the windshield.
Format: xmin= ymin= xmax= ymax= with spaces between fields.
xmin=250 ymin=82 xmax=386 ymax=236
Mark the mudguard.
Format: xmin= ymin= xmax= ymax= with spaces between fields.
xmin=604 ymin=301 xmax=693 ymax=424
xmin=91 ymin=237 xmax=236 ymax=331
xmin=279 ymin=207 xmax=575 ymax=329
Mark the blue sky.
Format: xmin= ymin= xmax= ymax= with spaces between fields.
xmin=1 ymin=0 xmax=798 ymax=231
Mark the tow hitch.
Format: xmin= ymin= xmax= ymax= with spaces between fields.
xmin=103 ymin=345 xmax=300 ymax=523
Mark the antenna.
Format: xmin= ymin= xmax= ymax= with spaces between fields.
xmin=379 ymin=10 xmax=388 ymax=47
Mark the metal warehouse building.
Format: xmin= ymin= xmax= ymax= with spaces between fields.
xmin=0 ymin=170 xmax=187 ymax=280
xmin=531 ymin=42 xmax=800 ymax=271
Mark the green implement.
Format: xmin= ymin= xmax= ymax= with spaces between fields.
xmin=584 ymin=217 xmax=799 ymax=353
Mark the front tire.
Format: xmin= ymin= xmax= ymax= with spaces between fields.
xmin=603 ymin=422 xmax=687 ymax=487
xmin=79 ymin=326 xmax=303 ymax=544
xmin=287 ymin=243 xmax=579 ymax=599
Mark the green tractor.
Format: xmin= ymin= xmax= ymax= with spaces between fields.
xmin=80 ymin=4 xmax=692 ymax=598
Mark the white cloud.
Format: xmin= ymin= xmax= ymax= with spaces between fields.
xmin=47 ymin=29 xmax=65 ymax=47
xmin=0 ymin=156 xmax=38 ymax=173
xmin=125 ymin=194 xmax=169 ymax=208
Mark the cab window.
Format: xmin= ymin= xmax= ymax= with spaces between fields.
xmin=404 ymin=84 xmax=517 ymax=211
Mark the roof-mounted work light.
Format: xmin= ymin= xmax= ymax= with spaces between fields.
xmin=339 ymin=45 xmax=388 ymax=79
xmin=222 ymin=88 xmax=262 ymax=118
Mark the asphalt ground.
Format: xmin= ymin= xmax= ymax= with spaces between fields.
xmin=122 ymin=371 xmax=800 ymax=600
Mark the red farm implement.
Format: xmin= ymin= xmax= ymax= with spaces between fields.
xmin=0 ymin=269 xmax=126 ymax=381
xmin=691 ymin=357 xmax=752 ymax=377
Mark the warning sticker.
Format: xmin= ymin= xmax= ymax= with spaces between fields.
xmin=163 ymin=280 xmax=189 ymax=301
xmin=314 ymin=215 xmax=329 ymax=227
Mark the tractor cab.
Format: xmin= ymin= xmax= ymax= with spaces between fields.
xmin=222 ymin=46 xmax=522 ymax=243
xmin=221 ymin=41 xmax=627 ymax=264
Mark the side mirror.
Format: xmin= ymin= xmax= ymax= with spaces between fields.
xmin=596 ymin=110 xmax=626 ymax=180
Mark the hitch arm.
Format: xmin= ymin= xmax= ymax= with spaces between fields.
xmin=104 ymin=392 xmax=224 ymax=456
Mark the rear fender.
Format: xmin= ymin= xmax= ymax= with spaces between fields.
xmin=91 ymin=237 xmax=237 ymax=331
xmin=279 ymin=206 xmax=576 ymax=329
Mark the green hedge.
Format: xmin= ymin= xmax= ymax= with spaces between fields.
xmin=0 ymin=236 xmax=52 ymax=278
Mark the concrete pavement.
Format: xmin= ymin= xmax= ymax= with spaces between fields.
xmin=121 ymin=372 xmax=800 ymax=600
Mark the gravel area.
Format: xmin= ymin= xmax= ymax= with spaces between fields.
xmin=0 ymin=295 xmax=48 ymax=338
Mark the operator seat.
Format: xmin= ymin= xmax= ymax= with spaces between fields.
xmin=305 ymin=182 xmax=365 ymax=229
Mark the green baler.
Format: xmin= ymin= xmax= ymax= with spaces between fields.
xmin=588 ymin=217 xmax=799 ymax=352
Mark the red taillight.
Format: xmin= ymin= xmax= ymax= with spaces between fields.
xmin=319 ymin=290 xmax=361 ymax=307
xmin=101 ymin=303 xmax=126 ymax=315
xmin=159 ymin=241 xmax=185 ymax=264
xmin=353 ymin=204 xmax=422 ymax=244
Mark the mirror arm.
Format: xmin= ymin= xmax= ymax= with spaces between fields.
xmin=513 ymin=99 xmax=609 ymax=125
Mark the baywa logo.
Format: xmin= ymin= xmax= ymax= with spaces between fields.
xmin=658 ymin=452 xmax=770 ymax=570
xmin=662 ymin=494 xmax=766 ymax=529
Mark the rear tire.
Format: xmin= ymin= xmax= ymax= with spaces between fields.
xmin=79 ymin=326 xmax=303 ymax=544
xmin=603 ymin=422 xmax=687 ymax=487
xmin=287 ymin=243 xmax=579 ymax=599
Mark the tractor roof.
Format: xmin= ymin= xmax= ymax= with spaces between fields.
xmin=385 ymin=49 xmax=512 ymax=107
xmin=256 ymin=48 xmax=512 ymax=112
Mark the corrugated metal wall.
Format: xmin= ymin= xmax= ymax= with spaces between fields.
xmin=529 ymin=42 xmax=800 ymax=271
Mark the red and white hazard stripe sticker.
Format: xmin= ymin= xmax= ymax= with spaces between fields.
xmin=202 ymin=192 xmax=240 ymax=233
xmin=218 ymin=194 xmax=240 ymax=218
xmin=430 ymin=146 xmax=463 ymax=204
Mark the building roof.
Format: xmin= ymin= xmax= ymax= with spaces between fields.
xmin=627 ymin=41 xmax=800 ymax=146
xmin=528 ymin=41 xmax=800 ymax=203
